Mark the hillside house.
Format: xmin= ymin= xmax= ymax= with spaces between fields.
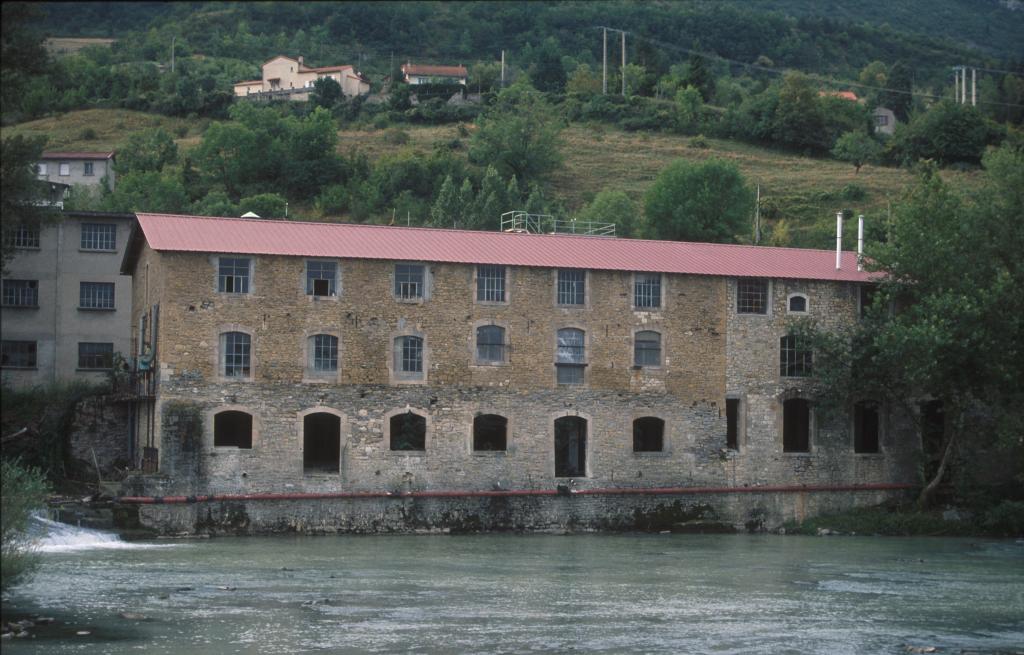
xmin=873 ymin=106 xmax=897 ymax=135
xmin=37 ymin=151 xmax=116 ymax=194
xmin=233 ymin=55 xmax=370 ymax=100
xmin=401 ymin=63 xmax=468 ymax=86
xmin=119 ymin=213 xmax=917 ymax=534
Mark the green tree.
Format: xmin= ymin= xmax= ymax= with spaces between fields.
xmin=103 ymin=170 xmax=190 ymax=213
xmin=801 ymin=146 xmax=1024 ymax=507
xmin=428 ymin=174 xmax=461 ymax=227
xmin=578 ymin=190 xmax=642 ymax=237
xmin=566 ymin=63 xmax=601 ymax=97
xmin=472 ymin=165 xmax=509 ymax=230
xmin=1 ymin=459 xmax=50 ymax=591
xmin=1 ymin=135 xmax=56 ymax=270
xmin=1 ymin=3 xmax=50 ymax=119
xmin=889 ymin=100 xmax=1002 ymax=166
xmin=118 ymin=128 xmax=179 ymax=175
xmin=643 ymin=158 xmax=754 ymax=243
xmin=831 ymin=131 xmax=883 ymax=173
xmin=238 ymin=193 xmax=288 ymax=219
xmin=682 ymin=49 xmax=715 ymax=102
xmin=675 ymin=85 xmax=704 ymax=134
xmin=311 ymin=76 xmax=342 ymax=109
xmin=530 ymin=38 xmax=566 ymax=93
xmin=468 ymin=82 xmax=563 ymax=184
xmin=773 ymin=71 xmax=827 ymax=151
xmin=879 ymin=62 xmax=914 ymax=122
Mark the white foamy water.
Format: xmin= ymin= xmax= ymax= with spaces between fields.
xmin=28 ymin=513 xmax=174 ymax=553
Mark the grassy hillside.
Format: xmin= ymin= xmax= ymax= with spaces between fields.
xmin=3 ymin=108 xmax=979 ymax=249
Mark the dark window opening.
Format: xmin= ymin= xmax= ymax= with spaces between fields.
xmin=789 ymin=295 xmax=807 ymax=312
xmin=214 ymin=411 xmax=252 ymax=448
xmin=634 ymin=331 xmax=661 ymax=367
xmin=306 ymin=260 xmax=337 ymax=296
xmin=726 ymin=398 xmax=740 ymax=450
xmin=633 ymin=417 xmax=664 ymax=452
xmin=390 ymin=411 xmax=426 ymax=451
xmin=476 ymin=325 xmax=505 ymax=363
xmin=921 ymin=400 xmax=945 ymax=482
xmin=780 ymin=335 xmax=813 ymax=377
xmin=737 ymin=278 xmax=768 ymax=314
xmin=854 ymin=401 xmax=880 ymax=453
xmin=1 ymin=341 xmax=37 ymax=368
xmin=554 ymin=416 xmax=587 ymax=477
xmin=313 ymin=279 xmax=329 ymax=295
xmin=303 ymin=413 xmax=340 ymax=473
xmin=473 ymin=414 xmax=507 ymax=451
xmin=783 ymin=399 xmax=810 ymax=453
xmin=78 ymin=342 xmax=113 ymax=370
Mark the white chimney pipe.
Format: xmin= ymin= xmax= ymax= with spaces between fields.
xmin=857 ymin=215 xmax=864 ymax=271
xmin=835 ymin=211 xmax=843 ymax=270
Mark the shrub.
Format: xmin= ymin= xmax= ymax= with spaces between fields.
xmin=983 ymin=500 xmax=1024 ymax=537
xmin=382 ymin=128 xmax=411 ymax=145
xmin=0 ymin=459 xmax=50 ymax=591
xmin=689 ymin=135 xmax=710 ymax=149
xmin=79 ymin=127 xmax=98 ymax=140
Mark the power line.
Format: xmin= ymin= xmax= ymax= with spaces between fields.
xmin=597 ymin=26 xmax=1024 ymax=110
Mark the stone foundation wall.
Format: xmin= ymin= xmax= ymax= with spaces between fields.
xmin=69 ymin=397 xmax=130 ymax=477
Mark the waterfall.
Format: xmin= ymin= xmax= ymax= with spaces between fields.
xmin=28 ymin=513 xmax=172 ymax=553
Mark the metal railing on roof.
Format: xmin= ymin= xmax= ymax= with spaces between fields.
xmin=500 ymin=211 xmax=616 ymax=237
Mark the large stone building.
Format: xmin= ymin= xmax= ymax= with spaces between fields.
xmin=2 ymin=211 xmax=134 ymax=387
xmin=118 ymin=213 xmax=917 ymax=534
xmin=233 ymin=55 xmax=370 ymax=100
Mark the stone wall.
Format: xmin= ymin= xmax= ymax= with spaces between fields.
xmin=69 ymin=397 xmax=130 ymax=477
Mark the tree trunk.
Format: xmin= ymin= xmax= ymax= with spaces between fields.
xmin=916 ymin=403 xmax=959 ymax=509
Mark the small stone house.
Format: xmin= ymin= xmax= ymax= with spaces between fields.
xmin=233 ymin=55 xmax=370 ymax=100
xmin=119 ymin=213 xmax=918 ymax=534
xmin=401 ymin=63 xmax=468 ymax=86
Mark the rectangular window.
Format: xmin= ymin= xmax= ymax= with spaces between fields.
xmin=398 ymin=336 xmax=423 ymax=374
xmin=556 ymin=328 xmax=585 ymax=385
xmin=3 ymin=224 xmax=40 ymax=249
xmin=79 ymin=282 xmax=115 ymax=309
xmin=1 ymin=341 xmax=37 ymax=368
xmin=726 ymin=398 xmax=739 ymax=450
xmin=306 ymin=260 xmax=337 ymax=296
xmin=83 ymin=162 xmax=94 ymax=176
xmin=311 ymin=334 xmax=338 ymax=372
xmin=2 ymin=280 xmax=39 ymax=307
xmin=557 ymin=269 xmax=585 ymax=306
xmin=394 ymin=264 xmax=425 ymax=300
xmin=59 ymin=163 xmax=70 ymax=176
xmin=633 ymin=331 xmax=661 ymax=367
xmin=37 ymin=163 xmax=48 ymax=176
xmin=81 ymin=223 xmax=116 ymax=251
xmin=737 ymin=278 xmax=769 ymax=314
xmin=222 ymin=332 xmax=251 ymax=377
xmin=78 ymin=342 xmax=113 ymax=370
xmin=476 ymin=265 xmax=505 ymax=303
xmin=218 ymin=257 xmax=251 ymax=293
xmin=780 ymin=335 xmax=813 ymax=377
xmin=854 ymin=402 xmax=880 ymax=453
xmin=634 ymin=273 xmax=661 ymax=309
xmin=476 ymin=325 xmax=505 ymax=363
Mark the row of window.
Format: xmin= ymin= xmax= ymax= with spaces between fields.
xmin=217 ymin=329 xmax=813 ymax=381
xmin=209 ymin=400 xmax=882 ymax=478
xmin=0 ymin=340 xmax=113 ymax=370
xmin=38 ymin=162 xmax=98 ymax=176
xmin=1 ymin=280 xmax=116 ymax=310
xmin=2 ymin=222 xmax=116 ymax=251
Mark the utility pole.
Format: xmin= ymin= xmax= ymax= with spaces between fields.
xmin=754 ymin=184 xmax=761 ymax=244
xmin=621 ymin=30 xmax=626 ymax=96
xmin=602 ymin=28 xmax=607 ymax=95
xmin=953 ymin=67 xmax=959 ymax=103
xmin=961 ymin=65 xmax=966 ymax=105
xmin=171 ymin=36 xmax=176 ymax=73
xmin=971 ymin=67 xmax=976 ymax=106
xmin=500 ymin=50 xmax=505 ymax=88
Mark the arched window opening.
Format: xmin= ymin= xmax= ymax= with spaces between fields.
xmin=788 ymin=295 xmax=807 ymax=313
xmin=554 ymin=416 xmax=587 ymax=477
xmin=390 ymin=411 xmax=426 ymax=451
xmin=303 ymin=412 xmax=341 ymax=473
xmin=783 ymin=399 xmax=810 ymax=453
xmin=473 ymin=414 xmax=508 ymax=451
xmin=214 ymin=411 xmax=252 ymax=448
xmin=854 ymin=401 xmax=880 ymax=453
xmin=633 ymin=417 xmax=665 ymax=452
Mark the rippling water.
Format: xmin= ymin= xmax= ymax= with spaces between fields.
xmin=3 ymin=521 xmax=1022 ymax=654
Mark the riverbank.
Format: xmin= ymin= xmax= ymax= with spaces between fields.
xmin=783 ymin=500 xmax=1024 ymax=538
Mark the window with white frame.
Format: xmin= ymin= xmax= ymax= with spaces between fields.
xmin=78 ymin=342 xmax=113 ymax=370
xmin=221 ymin=332 xmax=251 ymax=378
xmin=737 ymin=278 xmax=769 ymax=314
xmin=37 ymin=163 xmax=48 ymax=176
xmin=556 ymin=328 xmax=585 ymax=384
xmin=83 ymin=162 xmax=94 ymax=176
xmin=308 ymin=334 xmax=338 ymax=375
xmin=81 ymin=223 xmax=116 ymax=251
xmin=218 ymin=257 xmax=251 ymax=293
xmin=557 ymin=269 xmax=585 ymax=306
xmin=475 ymin=325 xmax=505 ymax=364
xmin=395 ymin=335 xmax=424 ymax=378
xmin=306 ymin=260 xmax=337 ymax=296
xmin=634 ymin=331 xmax=662 ymax=367
xmin=2 ymin=280 xmax=38 ymax=307
xmin=394 ymin=264 xmax=425 ymax=300
xmin=59 ymin=163 xmax=70 ymax=176
xmin=79 ymin=282 xmax=115 ymax=309
xmin=634 ymin=273 xmax=661 ymax=309
xmin=3 ymin=224 xmax=40 ymax=249
xmin=476 ymin=265 xmax=505 ymax=303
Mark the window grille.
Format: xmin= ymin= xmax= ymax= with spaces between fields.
xmin=1 ymin=341 xmax=37 ymax=368
xmin=218 ymin=258 xmax=250 ymax=293
xmin=78 ymin=342 xmax=113 ymax=369
xmin=634 ymin=273 xmax=661 ymax=308
xmin=84 ymin=162 xmax=94 ymax=176
xmin=737 ymin=278 xmax=768 ymax=314
xmin=2 ymin=280 xmax=38 ymax=307
xmin=395 ymin=264 xmax=425 ymax=299
xmin=780 ymin=335 xmax=813 ymax=377
xmin=398 ymin=336 xmax=423 ymax=374
xmin=81 ymin=223 xmax=116 ymax=251
xmin=557 ymin=269 xmax=585 ymax=305
xmin=79 ymin=282 xmax=115 ymax=309
xmin=306 ymin=261 xmax=337 ymax=296
xmin=556 ymin=328 xmax=585 ymax=384
xmin=634 ymin=331 xmax=661 ymax=367
xmin=222 ymin=332 xmax=251 ymax=377
xmin=476 ymin=325 xmax=505 ymax=363
xmin=3 ymin=224 xmax=40 ymax=249
xmin=311 ymin=334 xmax=338 ymax=372
xmin=476 ymin=265 xmax=505 ymax=302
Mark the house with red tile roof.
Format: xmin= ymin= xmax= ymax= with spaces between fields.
xmin=233 ymin=55 xmax=370 ymax=100
xmin=401 ymin=62 xmax=468 ymax=86
xmin=37 ymin=150 xmax=116 ymax=193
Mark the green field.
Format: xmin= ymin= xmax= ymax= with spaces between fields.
xmin=4 ymin=108 xmax=979 ymax=248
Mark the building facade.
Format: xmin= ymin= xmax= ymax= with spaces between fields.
xmin=401 ymin=63 xmax=469 ymax=86
xmin=2 ymin=211 xmax=134 ymax=387
xmin=233 ymin=55 xmax=370 ymax=100
xmin=120 ymin=213 xmax=917 ymax=534
xmin=38 ymin=151 xmax=116 ymax=192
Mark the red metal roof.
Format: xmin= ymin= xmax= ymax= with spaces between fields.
xmin=41 ymin=151 xmax=115 ymax=160
xmin=131 ymin=213 xmax=876 ymax=282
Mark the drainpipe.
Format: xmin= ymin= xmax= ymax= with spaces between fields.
xmin=835 ymin=211 xmax=843 ymax=270
xmin=857 ymin=215 xmax=864 ymax=271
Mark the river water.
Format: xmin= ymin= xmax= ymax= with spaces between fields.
xmin=3 ymin=517 xmax=1022 ymax=654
